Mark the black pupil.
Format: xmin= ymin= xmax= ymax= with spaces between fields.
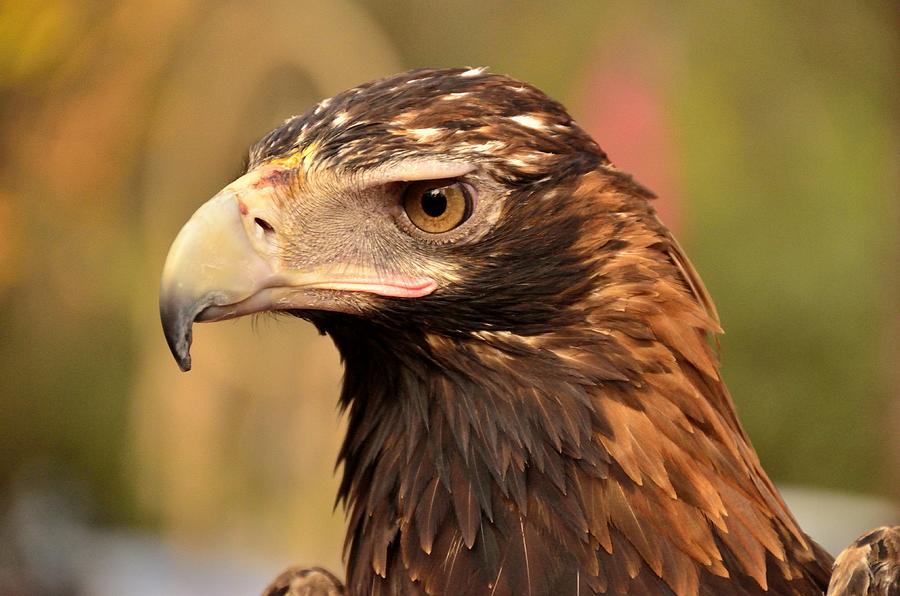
xmin=421 ymin=189 xmax=447 ymax=217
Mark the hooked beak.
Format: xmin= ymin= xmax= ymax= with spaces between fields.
xmin=159 ymin=168 xmax=436 ymax=372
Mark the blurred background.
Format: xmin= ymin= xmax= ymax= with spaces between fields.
xmin=0 ymin=1 xmax=897 ymax=594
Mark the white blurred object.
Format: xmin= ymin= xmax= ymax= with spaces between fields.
xmin=780 ymin=485 xmax=900 ymax=555
xmin=2 ymin=479 xmax=280 ymax=596
xmin=79 ymin=532 xmax=274 ymax=596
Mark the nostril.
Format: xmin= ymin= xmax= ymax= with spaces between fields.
xmin=254 ymin=217 xmax=275 ymax=234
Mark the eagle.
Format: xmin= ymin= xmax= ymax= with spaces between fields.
xmin=159 ymin=68 xmax=897 ymax=595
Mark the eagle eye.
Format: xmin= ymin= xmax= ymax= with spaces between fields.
xmin=402 ymin=180 xmax=473 ymax=234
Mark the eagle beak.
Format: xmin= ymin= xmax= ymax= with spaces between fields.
xmin=159 ymin=186 xmax=276 ymax=372
xmin=159 ymin=169 xmax=437 ymax=372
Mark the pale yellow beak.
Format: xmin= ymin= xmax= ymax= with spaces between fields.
xmin=159 ymin=169 xmax=436 ymax=372
xmin=160 ymin=186 xmax=270 ymax=371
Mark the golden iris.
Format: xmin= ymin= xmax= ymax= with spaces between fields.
xmin=403 ymin=181 xmax=472 ymax=233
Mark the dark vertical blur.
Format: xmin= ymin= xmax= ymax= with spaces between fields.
xmin=0 ymin=0 xmax=896 ymax=592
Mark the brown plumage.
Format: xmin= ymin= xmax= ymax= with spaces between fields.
xmin=262 ymin=567 xmax=345 ymax=596
xmin=157 ymin=68 xmax=885 ymax=595
xmin=828 ymin=527 xmax=900 ymax=596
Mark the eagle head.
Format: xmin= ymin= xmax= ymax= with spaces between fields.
xmin=160 ymin=66 xmax=644 ymax=370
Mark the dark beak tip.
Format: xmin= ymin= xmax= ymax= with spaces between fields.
xmin=160 ymin=298 xmax=196 ymax=373
xmin=164 ymin=327 xmax=194 ymax=373
xmin=169 ymin=328 xmax=194 ymax=373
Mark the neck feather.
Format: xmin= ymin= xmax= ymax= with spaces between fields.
xmin=316 ymin=200 xmax=830 ymax=594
